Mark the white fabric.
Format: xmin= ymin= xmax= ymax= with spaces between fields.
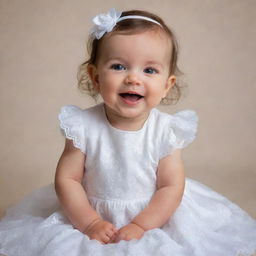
xmin=0 ymin=103 xmax=256 ymax=256
xmin=90 ymin=8 xmax=162 ymax=39
xmin=91 ymin=8 xmax=122 ymax=39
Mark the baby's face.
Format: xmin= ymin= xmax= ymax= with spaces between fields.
xmin=89 ymin=29 xmax=176 ymax=124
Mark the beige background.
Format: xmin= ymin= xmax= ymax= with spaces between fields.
xmin=0 ymin=0 xmax=255 ymax=219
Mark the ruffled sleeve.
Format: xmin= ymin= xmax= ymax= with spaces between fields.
xmin=160 ymin=110 xmax=199 ymax=158
xmin=58 ymin=105 xmax=86 ymax=153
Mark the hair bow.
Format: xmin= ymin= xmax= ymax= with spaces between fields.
xmin=90 ymin=8 xmax=122 ymax=39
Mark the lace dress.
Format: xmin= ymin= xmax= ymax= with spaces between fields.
xmin=0 ymin=103 xmax=255 ymax=256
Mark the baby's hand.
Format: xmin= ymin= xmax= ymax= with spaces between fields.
xmin=83 ymin=218 xmax=118 ymax=244
xmin=110 ymin=223 xmax=144 ymax=243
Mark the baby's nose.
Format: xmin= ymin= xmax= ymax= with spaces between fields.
xmin=124 ymin=72 xmax=141 ymax=86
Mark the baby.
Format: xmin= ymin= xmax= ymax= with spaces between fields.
xmin=0 ymin=8 xmax=255 ymax=256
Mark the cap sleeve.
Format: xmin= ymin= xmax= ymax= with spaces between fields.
xmin=160 ymin=110 xmax=198 ymax=158
xmin=58 ymin=105 xmax=86 ymax=153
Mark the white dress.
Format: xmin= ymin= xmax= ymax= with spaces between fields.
xmin=0 ymin=103 xmax=256 ymax=256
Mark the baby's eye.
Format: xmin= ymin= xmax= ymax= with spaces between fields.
xmin=110 ymin=64 xmax=126 ymax=70
xmin=144 ymin=67 xmax=158 ymax=74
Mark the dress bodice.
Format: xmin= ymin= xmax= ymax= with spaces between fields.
xmin=59 ymin=103 xmax=198 ymax=202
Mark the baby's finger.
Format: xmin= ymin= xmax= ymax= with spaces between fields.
xmin=113 ymin=232 xmax=125 ymax=243
xmin=106 ymin=228 xmax=118 ymax=237
xmin=112 ymin=226 xmax=118 ymax=232
xmin=108 ymin=231 xmax=118 ymax=243
xmin=102 ymin=234 xmax=111 ymax=244
xmin=108 ymin=236 xmax=116 ymax=244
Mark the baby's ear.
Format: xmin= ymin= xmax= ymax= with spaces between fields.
xmin=87 ymin=64 xmax=100 ymax=91
xmin=163 ymin=75 xmax=176 ymax=97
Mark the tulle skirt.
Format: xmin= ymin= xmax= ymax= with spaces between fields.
xmin=0 ymin=178 xmax=256 ymax=256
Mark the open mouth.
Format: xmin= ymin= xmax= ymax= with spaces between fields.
xmin=119 ymin=93 xmax=144 ymax=102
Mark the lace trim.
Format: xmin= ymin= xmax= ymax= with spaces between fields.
xmin=170 ymin=110 xmax=198 ymax=149
xmin=58 ymin=105 xmax=86 ymax=154
xmin=160 ymin=110 xmax=199 ymax=158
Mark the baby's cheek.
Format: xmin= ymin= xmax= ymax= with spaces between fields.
xmin=146 ymin=91 xmax=164 ymax=105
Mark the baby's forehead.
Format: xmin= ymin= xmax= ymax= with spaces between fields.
xmin=98 ymin=29 xmax=172 ymax=63
xmin=103 ymin=28 xmax=172 ymax=49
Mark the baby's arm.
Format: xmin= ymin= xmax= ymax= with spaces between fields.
xmin=55 ymin=139 xmax=117 ymax=243
xmin=112 ymin=149 xmax=185 ymax=243
xmin=131 ymin=149 xmax=185 ymax=230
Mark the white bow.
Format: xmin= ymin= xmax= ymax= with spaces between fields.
xmin=90 ymin=8 xmax=122 ymax=39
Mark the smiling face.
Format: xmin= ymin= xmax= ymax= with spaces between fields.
xmin=88 ymin=29 xmax=176 ymax=129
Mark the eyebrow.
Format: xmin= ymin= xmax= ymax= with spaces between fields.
xmin=144 ymin=61 xmax=164 ymax=69
xmin=104 ymin=57 xmax=125 ymax=63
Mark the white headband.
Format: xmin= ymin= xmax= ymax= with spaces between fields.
xmin=90 ymin=8 xmax=162 ymax=39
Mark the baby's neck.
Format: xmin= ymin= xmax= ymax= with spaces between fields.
xmin=110 ymin=118 xmax=148 ymax=131
xmin=103 ymin=104 xmax=150 ymax=131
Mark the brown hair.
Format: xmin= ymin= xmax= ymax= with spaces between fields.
xmin=77 ymin=9 xmax=187 ymax=105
